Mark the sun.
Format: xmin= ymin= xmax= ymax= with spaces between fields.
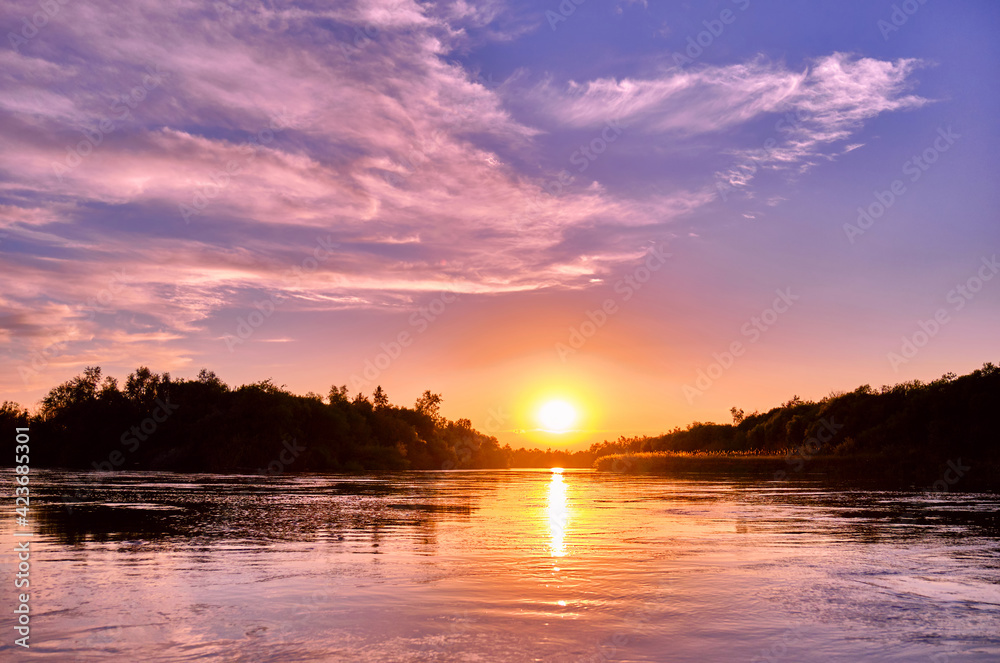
xmin=537 ymin=400 xmax=578 ymax=433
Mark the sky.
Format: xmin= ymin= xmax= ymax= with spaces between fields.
xmin=2 ymin=0 xmax=998 ymax=449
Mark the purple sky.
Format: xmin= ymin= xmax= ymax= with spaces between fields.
xmin=2 ymin=0 xmax=998 ymax=448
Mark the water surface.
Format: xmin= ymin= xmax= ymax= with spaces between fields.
xmin=2 ymin=469 xmax=999 ymax=661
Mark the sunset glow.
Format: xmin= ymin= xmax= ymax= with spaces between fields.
xmin=3 ymin=2 xmax=999 ymax=661
xmin=0 ymin=0 xmax=996 ymax=453
xmin=537 ymin=400 xmax=578 ymax=433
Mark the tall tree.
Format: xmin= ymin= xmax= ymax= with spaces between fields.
xmin=373 ymin=385 xmax=389 ymax=409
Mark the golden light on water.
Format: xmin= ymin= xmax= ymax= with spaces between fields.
xmin=547 ymin=468 xmax=569 ymax=557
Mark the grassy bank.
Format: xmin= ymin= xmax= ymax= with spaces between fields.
xmin=594 ymin=451 xmax=1000 ymax=491
xmin=594 ymin=450 xmax=788 ymax=473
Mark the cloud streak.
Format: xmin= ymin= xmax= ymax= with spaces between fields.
xmin=526 ymin=53 xmax=926 ymax=188
xmin=0 ymin=0 xmax=927 ymax=386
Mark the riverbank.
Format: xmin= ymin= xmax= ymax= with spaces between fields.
xmin=594 ymin=451 xmax=1000 ymax=491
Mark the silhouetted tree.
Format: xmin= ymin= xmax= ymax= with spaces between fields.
xmin=415 ymin=390 xmax=442 ymax=423
xmin=372 ymin=386 xmax=389 ymax=410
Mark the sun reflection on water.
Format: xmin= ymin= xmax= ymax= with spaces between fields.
xmin=547 ymin=468 xmax=569 ymax=557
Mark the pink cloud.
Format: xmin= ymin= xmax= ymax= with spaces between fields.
xmin=0 ymin=0 xmax=929 ymax=398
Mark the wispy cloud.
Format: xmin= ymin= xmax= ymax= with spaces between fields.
xmin=0 ymin=0 xmax=927 ymax=383
xmin=526 ymin=53 xmax=926 ymax=188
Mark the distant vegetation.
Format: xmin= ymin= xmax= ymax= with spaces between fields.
xmin=2 ymin=368 xmax=508 ymax=472
xmin=2 ymin=363 xmax=998 ymax=487
xmin=592 ymin=363 xmax=1000 ymax=489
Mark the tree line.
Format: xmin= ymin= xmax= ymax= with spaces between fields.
xmin=620 ymin=363 xmax=999 ymax=462
xmin=2 ymin=362 xmax=997 ymax=477
xmin=1 ymin=367 xmax=508 ymax=472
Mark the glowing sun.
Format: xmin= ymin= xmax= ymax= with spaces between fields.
xmin=537 ymin=400 xmax=578 ymax=433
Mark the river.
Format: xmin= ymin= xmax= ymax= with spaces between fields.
xmin=2 ymin=468 xmax=998 ymax=661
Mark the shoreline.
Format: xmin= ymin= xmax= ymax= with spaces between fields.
xmin=593 ymin=452 xmax=1000 ymax=491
